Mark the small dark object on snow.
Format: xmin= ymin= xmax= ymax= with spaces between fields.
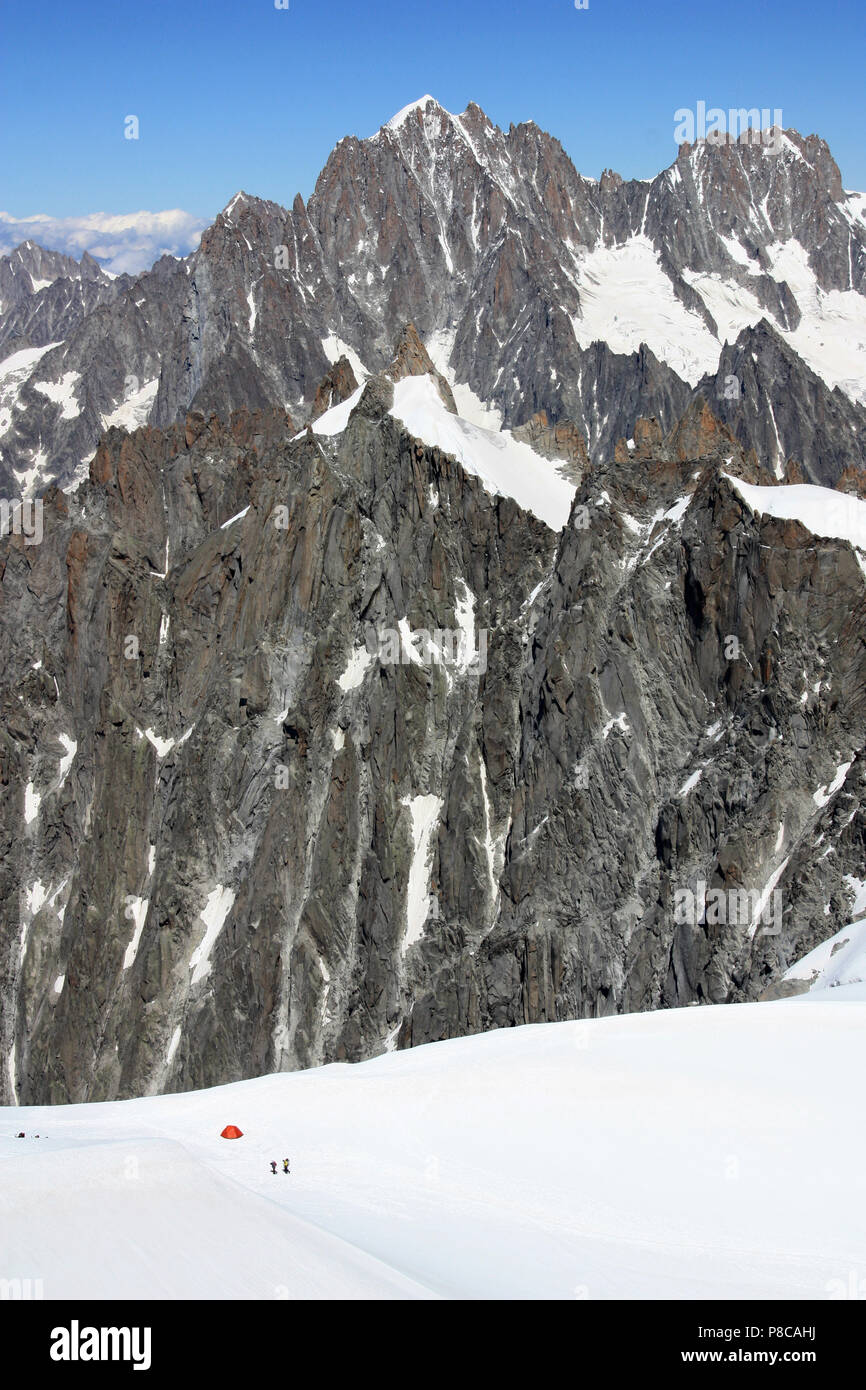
xmin=15 ymin=1132 xmax=24 ymax=1138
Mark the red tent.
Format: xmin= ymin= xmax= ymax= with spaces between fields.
xmin=220 ymin=1124 xmax=244 ymax=1139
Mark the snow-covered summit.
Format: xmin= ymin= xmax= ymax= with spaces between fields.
xmin=384 ymin=95 xmax=442 ymax=131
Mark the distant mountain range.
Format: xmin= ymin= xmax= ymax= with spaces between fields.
xmin=1 ymin=96 xmax=865 ymax=501
xmin=0 ymin=209 xmax=206 ymax=275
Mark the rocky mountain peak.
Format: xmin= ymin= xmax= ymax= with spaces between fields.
xmin=380 ymin=94 xmax=443 ymax=133
xmin=385 ymin=322 xmax=456 ymax=411
xmin=221 ymin=190 xmax=253 ymax=218
xmin=312 ymin=355 xmax=359 ymax=420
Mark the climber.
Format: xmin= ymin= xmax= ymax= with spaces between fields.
xmin=282 ymin=1158 xmax=290 ymax=1175
xmin=270 ymin=1160 xmax=278 ymax=1175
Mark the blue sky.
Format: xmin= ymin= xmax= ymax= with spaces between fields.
xmin=3 ymin=0 xmax=865 ymax=223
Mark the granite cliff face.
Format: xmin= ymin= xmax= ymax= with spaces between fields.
xmin=3 ymin=360 xmax=866 ymax=1103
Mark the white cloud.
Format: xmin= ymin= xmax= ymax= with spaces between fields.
xmin=0 ymin=209 xmax=206 ymax=275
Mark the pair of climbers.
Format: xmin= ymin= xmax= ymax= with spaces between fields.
xmin=270 ymin=1158 xmax=291 ymax=1175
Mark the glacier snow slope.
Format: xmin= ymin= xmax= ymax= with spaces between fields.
xmin=2 ymin=994 xmax=864 ymax=1300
